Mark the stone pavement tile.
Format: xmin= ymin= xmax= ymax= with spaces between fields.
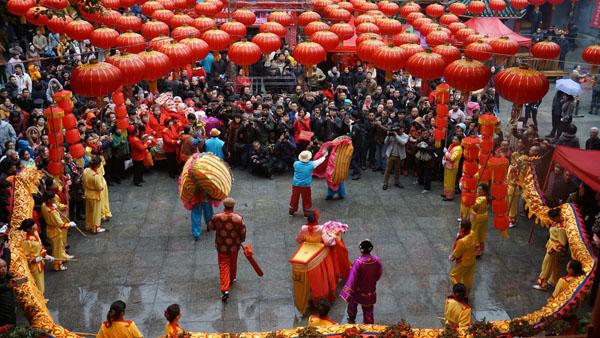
xmin=402 ymin=313 xmax=445 ymax=329
xmin=178 ymin=320 xmax=225 ymax=334
xmin=105 ymin=222 xmax=141 ymax=238
xmin=222 ymin=319 xmax=261 ymax=333
xmin=167 ymin=235 xmax=201 ymax=252
xmin=72 ymin=236 xmax=108 ymax=255
xmin=136 ymin=322 xmax=164 ymax=338
xmin=156 ymin=281 xmax=194 ymax=304
xmin=220 ymin=297 xmax=260 ymax=321
xmin=132 ymin=251 xmax=166 ymax=268
xmin=136 ymin=236 xmax=169 ymax=252
xmin=259 ymin=316 xmax=300 ymax=332
xmin=105 ymin=235 xmax=139 ymax=253
xmin=159 ymin=263 xmax=195 ymax=282
xmin=258 ymin=275 xmax=295 ymax=300
xmin=164 ymin=249 xmax=197 ymax=267
xmin=126 ymin=267 xmax=163 ymax=285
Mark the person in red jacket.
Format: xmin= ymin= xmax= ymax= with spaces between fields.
xmin=162 ymin=119 xmax=180 ymax=178
xmin=128 ymin=126 xmax=150 ymax=187
xmin=293 ymin=110 xmax=312 ymax=147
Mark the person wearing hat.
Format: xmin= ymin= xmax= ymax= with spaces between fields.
xmin=19 ymin=218 xmax=54 ymax=294
xmin=162 ymin=118 xmax=180 ymax=178
xmin=208 ymin=198 xmax=246 ymax=302
xmin=289 ymin=149 xmax=328 ymax=216
xmin=41 ymin=192 xmax=76 ymax=271
xmin=205 ymin=128 xmax=225 ymax=160
xmin=340 ymin=239 xmax=383 ymax=324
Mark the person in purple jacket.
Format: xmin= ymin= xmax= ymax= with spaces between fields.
xmin=340 ymin=239 xmax=383 ymax=324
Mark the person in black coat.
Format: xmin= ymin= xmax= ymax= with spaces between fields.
xmin=248 ymin=141 xmax=273 ymax=179
xmin=586 ymin=127 xmax=600 ymax=150
xmin=349 ymin=113 xmax=366 ymax=180
xmin=0 ymin=257 xmax=18 ymax=326
xmin=548 ymin=91 xmax=566 ymax=138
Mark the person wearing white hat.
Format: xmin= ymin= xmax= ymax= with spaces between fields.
xmin=205 ymin=128 xmax=224 ymax=159
xmin=289 ymin=149 xmax=328 ymax=216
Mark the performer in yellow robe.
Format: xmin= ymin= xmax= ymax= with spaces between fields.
xmin=442 ymin=136 xmax=463 ymax=201
xmin=41 ymin=192 xmax=75 ymax=271
xmin=470 ymin=184 xmax=489 ymax=256
xmin=98 ymin=158 xmax=112 ymax=221
xmin=444 ymin=283 xmax=471 ymax=329
xmin=164 ymin=304 xmax=184 ymax=337
xmin=551 ymin=260 xmax=584 ymax=299
xmin=449 ymin=219 xmax=478 ymax=294
xmin=534 ymin=208 xmax=567 ymax=290
xmin=506 ymin=153 xmax=522 ymax=228
xmin=97 ymin=301 xmax=143 ymax=338
xmin=307 ymin=300 xmax=338 ymax=327
xmin=83 ymin=157 xmax=106 ymax=234
xmin=19 ymin=219 xmax=54 ymax=294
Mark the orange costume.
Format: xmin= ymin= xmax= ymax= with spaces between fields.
xmin=444 ymin=296 xmax=471 ymax=329
xmin=208 ymin=210 xmax=246 ymax=294
xmin=164 ymin=322 xmax=184 ymax=337
xmin=308 ymin=315 xmax=338 ymax=327
xmin=97 ymin=320 xmax=143 ymax=338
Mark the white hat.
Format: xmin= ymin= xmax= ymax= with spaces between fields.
xmin=298 ymin=150 xmax=312 ymax=163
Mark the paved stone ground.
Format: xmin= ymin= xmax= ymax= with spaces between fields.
xmin=41 ymin=82 xmax=600 ymax=336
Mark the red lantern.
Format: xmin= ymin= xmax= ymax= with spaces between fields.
xmin=488 ymin=156 xmax=509 ymax=180
xmin=99 ymin=9 xmax=121 ymax=28
xmin=259 ymin=21 xmax=287 ymax=38
xmin=53 ymin=90 xmax=74 ymax=113
xmin=201 ymin=29 xmax=231 ymax=51
xmin=158 ymin=42 xmax=193 ymax=68
xmin=180 ymin=37 xmax=209 ymax=61
xmin=461 ymin=192 xmax=477 ymax=206
xmin=251 ymin=32 xmax=281 ymax=55
xmin=468 ymin=0 xmax=486 ymax=15
xmin=304 ymin=21 xmax=330 ymax=37
xmin=328 ymin=8 xmax=352 ymax=22
xmin=531 ymin=40 xmax=561 ymax=60
xmin=221 ymin=21 xmax=247 ymax=41
xmin=67 ymin=20 xmax=94 ymax=41
xmin=47 ymin=161 xmax=64 ymax=175
xmin=47 ymin=15 xmax=73 ymax=34
xmin=489 ymin=0 xmax=507 ymax=12
xmin=119 ymin=14 xmax=143 ymax=32
xmin=48 ymin=133 xmax=64 ymax=145
xmin=138 ymin=50 xmax=172 ymax=81
xmin=449 ymin=2 xmax=467 ymax=15
xmin=373 ymin=45 xmax=407 ymax=72
xmin=510 ymin=0 xmax=529 ymax=10
xmin=330 ymin=22 xmax=355 ymax=41
xmin=490 ymin=36 xmax=519 ymax=57
xmin=268 ymin=11 xmax=292 ymax=27
xmin=106 ymin=53 xmax=146 ymax=86
xmin=314 ymin=0 xmax=333 ymax=12
xmin=376 ymin=18 xmax=403 ymax=36
xmin=465 ymin=34 xmax=490 ymax=46
xmin=63 ymin=114 xmax=77 ymax=130
xmin=112 ymin=91 xmax=125 ymax=105
xmin=357 ymin=39 xmax=386 ymax=63
xmin=116 ymin=118 xmax=130 ymax=130
xmin=90 ymin=27 xmax=120 ymax=50
xmin=494 ymin=65 xmax=549 ymax=105
xmin=439 ymin=14 xmax=459 ymax=26
xmin=69 ymin=143 xmax=85 ymax=159
xmin=152 ymin=9 xmax=175 ymax=23
xmin=491 ymin=183 xmax=508 ymax=198
xmin=529 ymin=0 xmax=546 ymax=5
xmin=420 ymin=23 xmax=441 ymax=37
xmin=392 ymin=32 xmax=420 ymax=46
xmin=433 ymin=128 xmax=445 ymax=141
xmin=583 ymin=45 xmax=600 ymax=66
xmin=193 ymin=16 xmax=216 ymax=33
xmin=294 ymin=42 xmax=327 ymax=67
xmin=492 ymin=199 xmax=508 ymax=214
xmin=206 ymin=0 xmax=223 ymax=13
xmin=400 ymin=43 xmax=425 ymax=59
xmin=378 ymin=0 xmax=400 ymax=16
xmin=493 ymin=215 xmax=510 ymax=231
xmin=141 ymin=0 xmax=164 ymax=17
xmin=298 ymin=11 xmax=321 ymax=27
xmin=116 ymin=32 xmax=146 ymax=54
xmin=65 ymin=129 xmax=81 ymax=144
xmin=7 ymin=0 xmax=36 ymax=16
xmin=171 ymin=25 xmax=201 ymax=40
xmin=71 ymin=61 xmax=122 ymax=97
xmin=463 ymin=161 xmax=479 ymax=176
xmin=448 ymin=22 xmax=467 ymax=34
xmin=49 ymin=146 xmax=65 ymax=161
xmin=26 ymin=6 xmax=49 ymax=26
xmin=399 ymin=2 xmax=421 ymax=18
xmin=169 ymin=13 xmax=194 ymax=29
xmin=228 ymin=41 xmax=261 ymax=66
xmin=337 ymin=1 xmax=354 ymax=12
xmin=355 ymin=14 xmax=375 ymax=25
xmin=433 ymin=44 xmax=461 ymax=64
xmin=425 ymin=3 xmax=445 ymax=17
xmin=412 ymin=17 xmax=433 ymax=31
xmin=232 ymin=9 xmax=256 ymax=26
xmin=356 ymin=22 xmax=380 ymax=35
xmin=356 ymin=33 xmax=382 ymax=45
xmin=426 ymin=29 xmax=450 ymax=47
xmin=465 ymin=41 xmax=493 ymax=62
xmin=194 ymin=1 xmax=219 ymax=16
xmin=462 ymin=136 xmax=481 ymax=160
xmin=150 ymin=36 xmax=173 ymax=51
xmin=141 ymin=20 xmax=171 ymax=41
xmin=462 ymin=176 xmax=478 ymax=191
xmin=406 ymin=51 xmax=446 ymax=80
xmin=311 ymin=31 xmax=341 ymax=52
xmin=480 ymin=138 xmax=494 ymax=153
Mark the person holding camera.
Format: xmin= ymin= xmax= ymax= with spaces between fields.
xmin=249 ymin=141 xmax=274 ymax=179
xmin=382 ymin=123 xmax=408 ymax=190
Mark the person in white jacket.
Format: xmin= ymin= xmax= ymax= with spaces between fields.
xmin=382 ymin=123 xmax=409 ymax=190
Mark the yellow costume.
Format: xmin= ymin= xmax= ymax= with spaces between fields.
xmin=97 ymin=320 xmax=143 ymax=338
xmin=307 ymin=315 xmax=337 ymax=327
xmin=444 ymin=297 xmax=471 ymax=329
xmin=470 ymin=196 xmax=488 ymax=247
xmin=449 ymin=232 xmax=477 ymax=290
xmin=537 ymin=226 xmax=567 ymax=288
xmin=507 ymin=159 xmax=520 ymax=223
xmin=443 ymin=145 xmax=463 ymax=199
xmin=164 ymin=323 xmax=184 ymax=337
xmin=83 ymin=167 xmax=103 ymax=233
xmin=97 ymin=160 xmax=112 ymax=220
xmin=21 ymin=232 xmax=47 ymax=294
xmin=552 ymin=275 xmax=575 ymax=299
xmin=41 ymin=202 xmax=69 ymax=270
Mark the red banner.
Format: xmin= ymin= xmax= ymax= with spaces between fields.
xmin=591 ymin=0 xmax=600 ymax=28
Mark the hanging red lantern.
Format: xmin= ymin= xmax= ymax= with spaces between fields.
xmin=119 ymin=14 xmax=143 ymax=32
xmin=463 ymin=160 xmax=479 ymax=176
xmin=304 ymin=21 xmax=330 ymax=37
xmin=531 ymin=40 xmax=561 ymax=60
xmin=79 ymin=5 xmax=101 ymax=22
xmin=90 ymin=27 xmax=120 ymax=50
xmin=112 ymin=91 xmax=125 ymax=105
xmin=193 ymin=16 xmax=216 ymax=33
xmin=41 ymin=0 xmax=67 ymax=10
xmin=465 ymin=34 xmax=489 ymax=45
xmin=228 ymin=41 xmax=261 ymax=66
xmin=66 ymin=19 xmax=94 ymax=41
xmin=492 ymin=199 xmax=508 ymax=214
xmin=44 ymin=106 xmax=65 ymax=121
xmin=152 ymin=9 xmax=175 ymax=23
xmin=298 ymin=11 xmax=321 ymax=27
xmin=294 ymin=42 xmax=327 ymax=68
xmin=115 ymin=104 xmax=127 ymax=118
xmin=337 ymin=1 xmax=354 ymax=12
xmin=158 ymin=41 xmax=193 ymax=68
xmin=355 ymin=14 xmax=375 ymax=25
xmin=251 ymin=32 xmax=282 ymax=55
xmin=489 ymin=0 xmax=507 ymax=12
xmin=494 ymin=65 xmax=549 ymax=105
xmin=490 ymin=36 xmax=519 ymax=57
xmin=47 ymin=15 xmax=73 ymax=35
xmin=63 ymin=114 xmax=77 ymax=130
xmin=172 ymin=0 xmax=187 ymax=9
xmin=106 ymin=53 xmax=146 ymax=86
xmin=314 ymin=0 xmax=333 ymax=12
xmin=465 ymin=41 xmax=493 ymax=62
xmin=449 ymin=2 xmax=467 ymax=15
xmin=426 ymin=29 xmax=450 ymax=47
xmin=328 ymin=8 xmax=352 ymax=22
xmin=356 ymin=22 xmax=380 ymax=35
xmin=116 ymin=118 xmax=130 ymax=130
xmin=48 ymin=133 xmax=64 ymax=145
xmin=461 ymin=192 xmax=477 ymax=206
xmin=510 ymin=0 xmax=529 ymax=10
xmin=49 ymin=146 xmax=65 ymax=162
xmin=583 ymin=45 xmax=600 ymax=66
xmin=420 ymin=22 xmax=441 ymax=37
xmin=330 ymin=22 xmax=355 ymax=41
xmin=375 ymin=0 xmax=398 ymax=16
xmin=141 ymin=20 xmax=170 ymax=41
xmin=468 ymin=0 xmax=486 ymax=15
xmin=412 ymin=17 xmax=433 ymax=31
xmin=7 ymin=0 xmax=36 ymax=16
xmin=448 ymin=22 xmax=467 ymax=34
xmin=462 ymin=176 xmax=478 ymax=192
xmin=493 ymin=215 xmax=510 ymax=232
xmin=439 ymin=13 xmax=459 ymax=26
xmin=53 ymin=90 xmax=73 ymax=113
xmin=400 ymin=43 xmax=425 ymax=59
xmin=268 ymin=11 xmax=293 ymax=27
xmin=71 ymin=60 xmax=122 ymax=97
xmin=433 ymin=44 xmax=461 ymax=64
xmin=455 ymin=28 xmax=477 ymax=42
xmin=201 ymin=29 xmax=231 ymax=51
xmin=157 ymin=0 xmax=174 ymax=10
xmin=206 ymin=0 xmax=223 ymax=13
xmin=99 ymin=9 xmax=121 ymax=28
xmin=372 ymin=45 xmax=408 ymax=72
xmin=47 ymin=161 xmax=64 ymax=175
xmin=259 ymin=21 xmax=287 ymax=38
xmin=309 ymin=31 xmax=338 ymax=52
xmin=232 ymin=9 xmax=256 ymax=26
xmin=491 ymin=182 xmax=508 ymax=198
xmin=357 ymin=39 xmax=386 ymax=63
xmin=26 ymin=6 xmax=49 ymax=26
xmin=65 ymin=129 xmax=81 ymax=144
xmin=169 ymin=13 xmax=193 ymax=29
xmin=488 ymin=156 xmax=509 ymax=180
xmin=480 ymin=138 xmax=494 ymax=153
xmin=425 ymin=3 xmax=445 ymax=17
xmin=406 ymin=50 xmax=447 ymax=80
xmin=356 ymin=33 xmax=382 ymax=45
xmin=171 ymin=25 xmax=201 ymax=40
xmin=392 ymin=32 xmax=420 ymax=46
xmin=116 ymin=32 xmax=146 ymax=54
xmin=150 ymin=36 xmax=173 ymax=51
xmin=142 ymin=0 xmax=164 ymax=17
xmin=376 ymin=18 xmax=403 ymax=36
xmin=360 ymin=2 xmax=379 ymax=12
xmin=221 ymin=21 xmax=247 ymax=41
xmin=69 ymin=143 xmax=85 ymax=159
xmin=399 ymin=2 xmax=421 ymax=18
xmin=180 ymin=37 xmax=209 ymax=61
xmin=479 ymin=114 xmax=497 ymax=137
xmin=194 ymin=1 xmax=219 ymax=16
xmin=529 ymin=0 xmax=546 ymax=6
xmin=444 ymin=58 xmax=490 ymax=93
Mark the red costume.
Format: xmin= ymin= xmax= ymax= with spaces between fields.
xmin=208 ymin=210 xmax=246 ymax=293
